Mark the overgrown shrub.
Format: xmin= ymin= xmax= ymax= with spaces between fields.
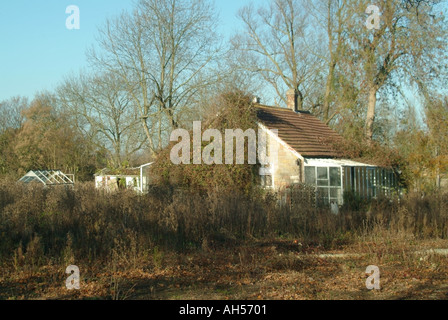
xmin=149 ymin=90 xmax=261 ymax=195
xmin=0 ymin=180 xmax=447 ymax=267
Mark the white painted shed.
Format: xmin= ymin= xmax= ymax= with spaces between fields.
xmin=94 ymin=162 xmax=153 ymax=193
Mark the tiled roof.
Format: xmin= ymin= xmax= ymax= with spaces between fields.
xmin=255 ymin=104 xmax=343 ymax=158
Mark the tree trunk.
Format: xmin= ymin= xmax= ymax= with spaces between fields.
xmin=323 ymin=62 xmax=335 ymax=121
xmin=323 ymin=0 xmax=334 ymax=122
xmin=297 ymin=89 xmax=304 ymax=111
xmin=141 ymin=118 xmax=156 ymax=157
xmin=365 ymin=86 xmax=377 ymax=142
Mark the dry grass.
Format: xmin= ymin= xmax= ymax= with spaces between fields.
xmin=1 ymin=238 xmax=448 ymax=300
xmin=0 ymin=181 xmax=447 ymax=300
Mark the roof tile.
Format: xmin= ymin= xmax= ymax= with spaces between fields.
xmin=255 ymin=105 xmax=343 ymax=158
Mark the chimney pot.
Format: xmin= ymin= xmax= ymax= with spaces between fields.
xmin=286 ymin=89 xmax=298 ymax=112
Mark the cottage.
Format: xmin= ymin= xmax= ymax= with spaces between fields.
xmin=254 ymin=90 xmax=399 ymax=205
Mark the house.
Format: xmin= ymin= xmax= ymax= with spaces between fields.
xmin=94 ymin=162 xmax=153 ymax=193
xmin=19 ymin=170 xmax=75 ymax=187
xmin=254 ymin=90 xmax=399 ymax=205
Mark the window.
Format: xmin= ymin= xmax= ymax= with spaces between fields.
xmin=304 ymin=166 xmax=342 ymax=205
xmin=330 ymin=167 xmax=341 ymax=186
xmin=318 ymin=187 xmax=330 ymax=203
xmin=317 ymin=167 xmax=328 ymax=179
xmin=367 ymin=168 xmax=377 ymax=198
xmin=261 ymin=175 xmax=273 ymax=188
xmin=305 ymin=167 xmax=316 ymax=186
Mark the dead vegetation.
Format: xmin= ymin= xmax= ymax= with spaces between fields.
xmin=0 ymin=181 xmax=447 ymax=300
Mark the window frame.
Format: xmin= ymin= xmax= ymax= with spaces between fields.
xmin=304 ymin=165 xmax=343 ymax=205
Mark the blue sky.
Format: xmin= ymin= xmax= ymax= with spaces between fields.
xmin=0 ymin=0 xmax=252 ymax=102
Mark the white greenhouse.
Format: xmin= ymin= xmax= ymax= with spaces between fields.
xmin=19 ymin=170 xmax=75 ymax=186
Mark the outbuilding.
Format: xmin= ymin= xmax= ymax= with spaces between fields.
xmin=94 ymin=162 xmax=153 ymax=193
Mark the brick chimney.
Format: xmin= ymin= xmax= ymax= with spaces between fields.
xmin=286 ymin=89 xmax=298 ymax=112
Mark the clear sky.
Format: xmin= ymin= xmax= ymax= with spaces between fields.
xmin=0 ymin=0 xmax=252 ymax=102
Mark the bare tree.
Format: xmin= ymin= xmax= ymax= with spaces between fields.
xmin=12 ymin=93 xmax=98 ymax=177
xmin=304 ymin=0 xmax=354 ymax=123
xmin=425 ymin=96 xmax=448 ymax=189
xmin=0 ymin=96 xmax=28 ymax=176
xmin=0 ymin=96 xmax=28 ymax=133
xmin=231 ymin=0 xmax=324 ymax=110
xmin=88 ymin=0 xmax=222 ymax=154
xmin=58 ymin=72 xmax=147 ymax=168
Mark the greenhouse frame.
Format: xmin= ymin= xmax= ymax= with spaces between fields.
xmin=18 ymin=170 xmax=75 ymax=186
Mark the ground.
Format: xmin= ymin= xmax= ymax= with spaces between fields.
xmin=1 ymin=238 xmax=448 ymax=300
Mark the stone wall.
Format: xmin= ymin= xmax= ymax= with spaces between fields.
xmin=269 ymin=135 xmax=301 ymax=189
